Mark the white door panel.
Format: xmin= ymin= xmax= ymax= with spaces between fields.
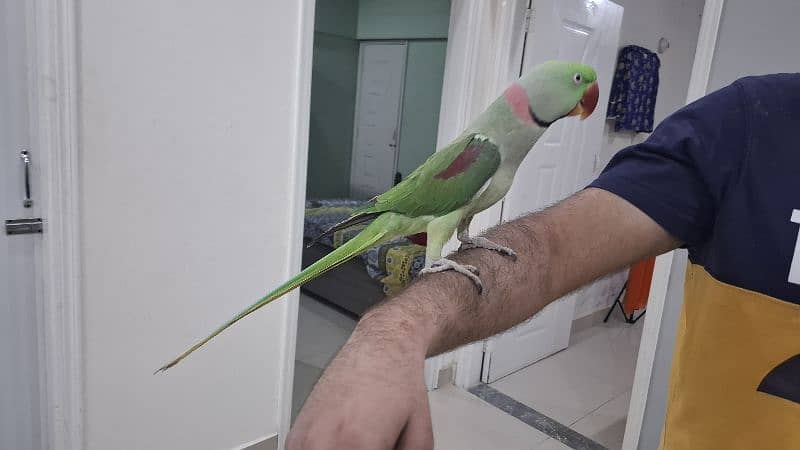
xmin=1 ymin=0 xmax=42 ymax=447
xmin=350 ymin=42 xmax=407 ymax=198
xmin=483 ymin=0 xmax=622 ymax=383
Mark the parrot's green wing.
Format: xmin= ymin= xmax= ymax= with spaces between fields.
xmin=357 ymin=133 xmax=500 ymax=218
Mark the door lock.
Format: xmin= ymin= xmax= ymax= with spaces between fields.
xmin=5 ymin=218 xmax=43 ymax=235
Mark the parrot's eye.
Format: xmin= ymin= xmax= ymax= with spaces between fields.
xmin=573 ymin=73 xmax=582 ymax=84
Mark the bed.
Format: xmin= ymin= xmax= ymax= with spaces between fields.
xmin=301 ymin=199 xmax=426 ymax=317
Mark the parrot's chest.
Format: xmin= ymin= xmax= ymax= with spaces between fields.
xmin=461 ymin=121 xmax=543 ymax=215
xmin=464 ymin=162 xmax=517 ymax=214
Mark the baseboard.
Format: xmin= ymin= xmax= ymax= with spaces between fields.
xmin=235 ymin=434 xmax=278 ymax=450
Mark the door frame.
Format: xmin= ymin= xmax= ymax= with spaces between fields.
xmin=277 ymin=0 xmax=315 ymax=447
xmin=621 ymin=0 xmax=725 ymax=448
xmin=25 ymin=0 xmax=83 ymax=449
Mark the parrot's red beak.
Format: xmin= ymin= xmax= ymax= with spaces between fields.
xmin=581 ymin=81 xmax=599 ymax=119
xmin=567 ymin=81 xmax=600 ymax=120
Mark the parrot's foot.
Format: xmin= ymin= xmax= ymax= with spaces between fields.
xmin=459 ymin=236 xmax=518 ymax=260
xmin=419 ymin=258 xmax=484 ymax=294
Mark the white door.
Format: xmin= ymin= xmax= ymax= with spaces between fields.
xmin=350 ymin=41 xmax=407 ymax=199
xmin=1 ymin=0 xmax=43 ymax=448
xmin=482 ymin=0 xmax=622 ymax=382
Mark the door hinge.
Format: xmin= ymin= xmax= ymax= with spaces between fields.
xmin=523 ymin=6 xmax=533 ymax=33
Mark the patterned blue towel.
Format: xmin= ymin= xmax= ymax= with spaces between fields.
xmin=607 ymin=45 xmax=660 ymax=133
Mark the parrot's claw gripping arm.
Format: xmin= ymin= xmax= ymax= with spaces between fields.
xmin=420 ymin=258 xmax=484 ymax=294
xmin=458 ymin=236 xmax=518 ymax=261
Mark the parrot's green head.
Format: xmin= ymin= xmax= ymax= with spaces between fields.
xmin=505 ymin=61 xmax=599 ymax=127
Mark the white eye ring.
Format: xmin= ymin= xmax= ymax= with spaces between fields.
xmin=573 ymin=73 xmax=582 ymax=84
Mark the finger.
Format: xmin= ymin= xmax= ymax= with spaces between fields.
xmin=395 ymin=394 xmax=434 ymax=450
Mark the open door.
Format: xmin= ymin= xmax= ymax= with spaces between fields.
xmin=482 ymin=0 xmax=622 ymax=383
xmin=349 ymin=41 xmax=408 ymax=198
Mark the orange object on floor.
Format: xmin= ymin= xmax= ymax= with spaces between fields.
xmin=622 ymin=256 xmax=656 ymax=314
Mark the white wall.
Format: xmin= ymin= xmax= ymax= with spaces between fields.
xmin=574 ymin=0 xmax=705 ymax=320
xmin=597 ymin=0 xmax=704 ymax=171
xmin=79 ymin=1 xmax=306 ymax=448
xmin=708 ymin=0 xmax=800 ymax=90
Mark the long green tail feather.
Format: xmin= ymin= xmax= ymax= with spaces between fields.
xmin=156 ymin=225 xmax=392 ymax=373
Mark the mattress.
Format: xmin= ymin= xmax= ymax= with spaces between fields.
xmin=303 ymin=198 xmax=426 ymax=296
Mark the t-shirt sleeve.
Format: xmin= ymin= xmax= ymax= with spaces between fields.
xmin=588 ymin=82 xmax=748 ymax=248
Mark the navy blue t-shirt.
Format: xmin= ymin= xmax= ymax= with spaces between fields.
xmin=590 ymin=74 xmax=800 ymax=305
xmin=590 ymin=74 xmax=800 ymax=447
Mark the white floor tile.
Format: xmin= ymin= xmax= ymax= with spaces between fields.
xmin=293 ymin=295 xmax=357 ymax=423
xmin=570 ymin=390 xmax=632 ymax=450
xmin=294 ymin=294 xmax=356 ymax=369
xmin=533 ymin=438 xmax=572 ymax=450
xmin=429 ymin=385 xmax=551 ymax=450
xmin=490 ymin=315 xmax=642 ymax=426
xmin=292 ymin=360 xmax=324 ymax=422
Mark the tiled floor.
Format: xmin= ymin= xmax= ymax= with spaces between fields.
xmin=488 ymin=315 xmax=643 ymax=449
xmin=293 ymin=293 xmax=643 ymax=449
xmin=292 ymin=294 xmax=356 ymax=420
xmin=429 ymin=384 xmax=551 ymax=449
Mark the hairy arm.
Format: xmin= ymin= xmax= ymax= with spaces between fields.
xmin=359 ymin=187 xmax=678 ymax=357
xmin=288 ymin=188 xmax=679 ymax=450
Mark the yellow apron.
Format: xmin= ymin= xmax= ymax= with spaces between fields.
xmin=660 ymin=265 xmax=800 ymax=449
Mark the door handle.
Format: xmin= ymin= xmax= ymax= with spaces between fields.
xmin=4 ymin=150 xmax=42 ymax=235
xmin=20 ymin=150 xmax=32 ymax=208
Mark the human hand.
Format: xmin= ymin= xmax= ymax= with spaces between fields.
xmin=287 ymin=316 xmax=433 ymax=450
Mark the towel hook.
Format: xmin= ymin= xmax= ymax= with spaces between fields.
xmin=657 ymin=37 xmax=670 ymax=54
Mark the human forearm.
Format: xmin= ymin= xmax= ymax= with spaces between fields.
xmin=356 ymin=188 xmax=680 ymax=357
xmin=288 ymin=188 xmax=679 ymax=450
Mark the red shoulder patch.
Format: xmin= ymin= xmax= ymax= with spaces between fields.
xmin=435 ymin=145 xmax=482 ymax=179
xmin=504 ymin=83 xmax=534 ymax=124
xmin=406 ymin=233 xmax=427 ymax=246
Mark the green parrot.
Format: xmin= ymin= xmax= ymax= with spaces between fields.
xmin=157 ymin=60 xmax=599 ymax=372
